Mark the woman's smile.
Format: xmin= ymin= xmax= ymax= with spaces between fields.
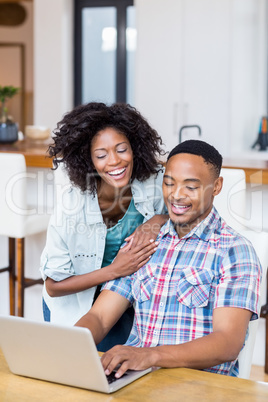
xmin=106 ymin=167 xmax=127 ymax=179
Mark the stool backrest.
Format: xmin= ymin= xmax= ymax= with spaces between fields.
xmin=237 ymin=230 xmax=268 ymax=379
xmin=0 ymin=153 xmax=27 ymax=238
xmin=214 ymin=168 xmax=247 ymax=231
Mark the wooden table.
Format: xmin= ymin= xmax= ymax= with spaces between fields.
xmin=223 ymin=158 xmax=268 ymax=184
xmin=0 ymin=349 xmax=268 ymax=402
xmin=0 ymin=138 xmax=53 ymax=168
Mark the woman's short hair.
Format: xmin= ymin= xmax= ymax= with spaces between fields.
xmin=49 ymin=102 xmax=165 ymax=193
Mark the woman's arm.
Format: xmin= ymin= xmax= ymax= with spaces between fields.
xmin=45 ymin=237 xmax=158 ymax=297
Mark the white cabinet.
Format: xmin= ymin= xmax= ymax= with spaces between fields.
xmin=135 ymin=0 xmax=267 ymax=156
xmin=135 ymin=0 xmax=183 ymax=154
xmin=182 ymin=0 xmax=231 ymax=155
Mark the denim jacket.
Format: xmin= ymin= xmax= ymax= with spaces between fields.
xmin=40 ymin=169 xmax=166 ymax=325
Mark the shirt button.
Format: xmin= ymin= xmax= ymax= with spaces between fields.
xmin=160 ymin=302 xmax=164 ymax=307
xmin=166 ymin=274 xmax=170 ymax=279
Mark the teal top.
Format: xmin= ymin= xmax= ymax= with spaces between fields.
xmin=101 ymin=198 xmax=144 ymax=267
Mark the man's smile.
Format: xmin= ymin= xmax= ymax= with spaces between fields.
xmin=170 ymin=202 xmax=192 ymax=215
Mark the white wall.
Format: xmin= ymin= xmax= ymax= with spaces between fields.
xmin=230 ymin=0 xmax=267 ymax=153
xmin=135 ymin=0 xmax=183 ymax=153
xmin=135 ymin=0 xmax=267 ymax=157
xmin=34 ymin=0 xmax=74 ymax=131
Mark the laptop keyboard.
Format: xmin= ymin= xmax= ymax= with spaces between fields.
xmin=106 ymin=371 xmax=127 ymax=384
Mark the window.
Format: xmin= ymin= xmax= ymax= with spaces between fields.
xmin=74 ymin=0 xmax=136 ymax=106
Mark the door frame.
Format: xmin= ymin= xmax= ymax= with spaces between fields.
xmin=74 ymin=0 xmax=133 ymax=105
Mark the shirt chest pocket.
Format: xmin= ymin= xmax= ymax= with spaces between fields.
xmin=176 ymin=267 xmax=214 ymax=308
xmin=72 ymin=252 xmax=97 ymax=275
xmin=132 ymin=265 xmax=156 ymax=303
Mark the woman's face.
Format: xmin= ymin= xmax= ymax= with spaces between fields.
xmin=91 ymin=127 xmax=134 ymax=190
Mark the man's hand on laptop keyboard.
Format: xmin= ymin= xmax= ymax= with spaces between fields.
xmin=101 ymin=345 xmax=155 ymax=379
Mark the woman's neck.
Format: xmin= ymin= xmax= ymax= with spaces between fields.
xmin=97 ymin=180 xmax=132 ymax=202
xmin=97 ymin=181 xmax=132 ymax=227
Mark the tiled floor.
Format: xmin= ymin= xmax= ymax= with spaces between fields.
xmin=250 ymin=365 xmax=268 ymax=382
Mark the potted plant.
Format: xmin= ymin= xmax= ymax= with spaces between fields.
xmin=0 ymin=85 xmax=20 ymax=143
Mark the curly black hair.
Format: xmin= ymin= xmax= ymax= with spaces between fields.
xmin=49 ymin=102 xmax=165 ymax=193
xmin=167 ymin=139 xmax=222 ymax=177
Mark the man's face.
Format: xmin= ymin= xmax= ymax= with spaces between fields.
xmin=162 ymin=153 xmax=222 ymax=237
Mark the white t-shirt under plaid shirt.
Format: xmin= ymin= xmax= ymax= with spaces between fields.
xmin=103 ymin=206 xmax=262 ymax=376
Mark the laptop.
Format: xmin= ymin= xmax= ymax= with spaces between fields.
xmin=0 ymin=315 xmax=152 ymax=393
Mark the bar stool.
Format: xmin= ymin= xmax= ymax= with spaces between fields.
xmin=213 ymin=168 xmax=268 ymax=378
xmin=260 ymin=275 xmax=268 ymax=373
xmin=0 ymin=153 xmax=50 ymax=316
xmin=237 ymin=230 xmax=268 ymax=379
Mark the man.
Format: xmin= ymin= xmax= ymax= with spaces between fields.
xmin=75 ymin=140 xmax=261 ymax=377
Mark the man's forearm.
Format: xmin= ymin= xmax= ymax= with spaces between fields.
xmin=75 ymin=312 xmax=108 ymax=345
xmin=149 ymin=331 xmax=239 ymax=370
xmin=148 ymin=308 xmax=251 ymax=370
xmin=102 ymin=330 xmax=243 ymax=379
xmin=102 ymin=306 xmax=252 ymax=378
xmin=74 ymin=290 xmax=131 ymax=346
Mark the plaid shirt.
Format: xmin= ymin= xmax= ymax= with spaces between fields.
xmin=103 ymin=207 xmax=262 ymax=376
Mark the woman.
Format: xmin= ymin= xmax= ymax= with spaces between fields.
xmin=40 ymin=102 xmax=167 ymax=351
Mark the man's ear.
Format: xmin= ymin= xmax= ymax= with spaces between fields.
xmin=213 ymin=176 xmax=223 ymax=196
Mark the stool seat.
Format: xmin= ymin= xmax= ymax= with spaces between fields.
xmin=0 ymin=153 xmax=50 ymax=316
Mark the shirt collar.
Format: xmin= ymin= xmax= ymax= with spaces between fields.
xmin=160 ymin=219 xmax=178 ymax=238
xmin=84 ymin=177 xmax=155 ymax=225
xmin=188 ymin=206 xmax=221 ymax=241
xmin=160 ymin=206 xmax=221 ymax=242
